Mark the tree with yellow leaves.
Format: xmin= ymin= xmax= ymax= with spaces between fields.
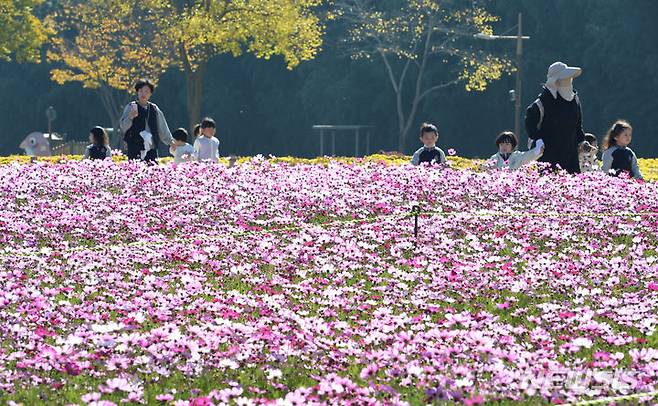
xmin=143 ymin=0 xmax=325 ymax=131
xmin=336 ymin=0 xmax=513 ymax=152
xmin=0 ymin=0 xmax=48 ymax=62
xmin=47 ymin=0 xmax=173 ymax=147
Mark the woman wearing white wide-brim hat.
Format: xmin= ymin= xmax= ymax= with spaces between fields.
xmin=525 ymin=61 xmax=592 ymax=174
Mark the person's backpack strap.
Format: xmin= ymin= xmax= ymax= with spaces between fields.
xmin=534 ymin=98 xmax=545 ymax=130
xmin=534 ymin=93 xmax=577 ymax=132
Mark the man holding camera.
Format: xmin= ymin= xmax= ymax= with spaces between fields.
xmin=120 ymin=79 xmax=173 ymax=162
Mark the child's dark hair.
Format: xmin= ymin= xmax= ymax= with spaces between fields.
xmin=90 ymin=126 xmax=109 ymax=146
xmin=495 ymin=131 xmax=518 ymax=149
xmin=135 ymin=78 xmax=155 ymax=93
xmin=200 ymin=117 xmax=216 ymax=129
xmin=172 ymin=128 xmax=188 ymax=143
xmin=602 ymin=120 xmax=632 ymax=150
xmin=584 ymin=133 xmax=597 ymax=145
xmin=419 ymin=123 xmax=438 ymax=138
xmin=193 ymin=124 xmax=202 ymax=137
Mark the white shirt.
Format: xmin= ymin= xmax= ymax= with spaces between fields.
xmin=193 ymin=136 xmax=220 ymax=162
xmin=171 ymin=143 xmax=195 ymax=163
xmin=490 ymin=141 xmax=544 ymax=170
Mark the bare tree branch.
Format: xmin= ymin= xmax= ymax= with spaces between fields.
xmin=418 ymin=79 xmax=460 ymax=102
xmin=335 ymin=0 xmax=511 ymax=151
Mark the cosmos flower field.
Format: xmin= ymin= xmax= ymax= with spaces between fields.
xmin=0 ymin=157 xmax=657 ymax=405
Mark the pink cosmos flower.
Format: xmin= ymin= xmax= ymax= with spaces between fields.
xmin=1 ymin=157 xmax=657 ymax=403
xmin=359 ymin=364 xmax=379 ymax=380
xmin=156 ymin=394 xmax=174 ymax=401
xmin=189 ymin=396 xmax=213 ymax=406
xmin=81 ymin=393 xmax=102 ymax=403
xmin=593 ymin=351 xmax=611 ymax=361
xmin=464 ymin=395 xmax=485 ymax=405
xmin=64 ymin=362 xmax=81 ymax=376
xmin=35 ymin=326 xmax=54 ymax=338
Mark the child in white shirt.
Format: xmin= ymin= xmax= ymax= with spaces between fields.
xmin=193 ymin=117 xmax=220 ymax=163
xmin=489 ymin=131 xmax=544 ymax=170
xmin=170 ymin=128 xmax=195 ymax=163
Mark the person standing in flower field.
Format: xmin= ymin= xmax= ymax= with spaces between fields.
xmin=489 ymin=131 xmax=544 ymax=170
xmin=193 ymin=117 xmax=220 ymax=163
xmin=83 ymin=127 xmax=112 ymax=160
xmin=579 ymin=132 xmax=600 ymax=173
xmin=525 ymin=62 xmax=593 ymax=174
xmin=120 ymin=79 xmax=173 ymax=162
xmin=169 ymin=128 xmax=195 ymax=164
xmin=193 ymin=123 xmax=202 ymax=139
xmin=411 ymin=123 xmax=446 ymax=166
xmin=601 ymin=120 xmax=643 ymax=180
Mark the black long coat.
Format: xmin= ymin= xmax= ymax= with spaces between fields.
xmin=525 ymin=87 xmax=585 ymax=174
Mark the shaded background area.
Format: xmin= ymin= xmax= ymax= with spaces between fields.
xmin=1 ymin=0 xmax=657 ymax=158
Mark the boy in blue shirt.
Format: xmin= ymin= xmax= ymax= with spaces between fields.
xmin=411 ymin=123 xmax=446 ymax=165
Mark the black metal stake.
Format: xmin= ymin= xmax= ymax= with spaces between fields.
xmin=412 ymin=205 xmax=420 ymax=247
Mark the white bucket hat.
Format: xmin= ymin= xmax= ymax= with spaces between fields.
xmin=546 ymin=61 xmax=582 ymax=87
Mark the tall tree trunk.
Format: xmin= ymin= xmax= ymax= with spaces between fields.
xmin=395 ymin=81 xmax=423 ymax=153
xmin=110 ymin=117 xmax=122 ymax=150
xmin=398 ymin=21 xmax=432 ymax=153
xmin=185 ymin=62 xmax=206 ymax=133
xmin=378 ymin=50 xmax=413 ymax=153
xmin=400 ymin=93 xmax=423 ymax=153
xmin=112 ymin=93 xmax=130 ymax=150
xmin=97 ymin=86 xmax=129 ymax=149
xmin=397 ymin=90 xmax=408 ymax=153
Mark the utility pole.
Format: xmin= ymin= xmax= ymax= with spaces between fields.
xmin=514 ymin=13 xmax=524 ymax=140
xmin=474 ymin=13 xmax=529 ymax=138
